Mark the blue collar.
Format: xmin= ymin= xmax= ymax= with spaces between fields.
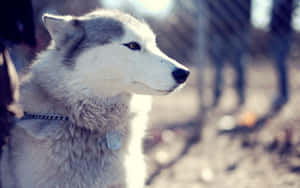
xmin=19 ymin=112 xmax=122 ymax=151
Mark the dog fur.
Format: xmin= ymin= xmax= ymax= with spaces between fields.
xmin=1 ymin=10 xmax=189 ymax=188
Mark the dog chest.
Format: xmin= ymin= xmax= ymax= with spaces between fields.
xmin=2 ymin=122 xmax=127 ymax=188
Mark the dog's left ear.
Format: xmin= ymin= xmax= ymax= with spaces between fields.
xmin=42 ymin=14 xmax=83 ymax=46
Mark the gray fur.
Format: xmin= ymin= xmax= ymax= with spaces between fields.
xmin=1 ymin=82 xmax=135 ymax=188
xmin=80 ymin=17 xmax=124 ymax=47
xmin=63 ymin=17 xmax=125 ymax=65
xmin=45 ymin=11 xmax=125 ymax=66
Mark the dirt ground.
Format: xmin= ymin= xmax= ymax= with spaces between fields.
xmin=145 ymin=59 xmax=300 ymax=188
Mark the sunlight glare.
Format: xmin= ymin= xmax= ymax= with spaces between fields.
xmin=251 ymin=0 xmax=272 ymax=29
xmin=129 ymin=0 xmax=173 ymax=16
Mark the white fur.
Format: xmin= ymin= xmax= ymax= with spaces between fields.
xmin=73 ymin=22 xmax=187 ymax=97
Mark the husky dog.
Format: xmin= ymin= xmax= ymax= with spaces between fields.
xmin=0 ymin=10 xmax=189 ymax=188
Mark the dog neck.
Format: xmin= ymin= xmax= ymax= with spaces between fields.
xmin=20 ymin=77 xmax=133 ymax=133
xmin=20 ymin=80 xmax=68 ymax=114
xmin=67 ymin=93 xmax=132 ymax=132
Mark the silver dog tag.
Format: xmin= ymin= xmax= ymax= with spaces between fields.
xmin=106 ymin=131 xmax=122 ymax=151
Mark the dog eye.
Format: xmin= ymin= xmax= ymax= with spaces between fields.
xmin=123 ymin=42 xmax=141 ymax=51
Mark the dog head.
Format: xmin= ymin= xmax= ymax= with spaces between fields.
xmin=42 ymin=10 xmax=189 ymax=97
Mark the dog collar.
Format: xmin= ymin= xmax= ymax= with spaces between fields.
xmin=18 ymin=112 xmax=122 ymax=151
xmin=21 ymin=112 xmax=69 ymax=121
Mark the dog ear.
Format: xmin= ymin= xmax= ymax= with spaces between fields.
xmin=42 ymin=14 xmax=83 ymax=46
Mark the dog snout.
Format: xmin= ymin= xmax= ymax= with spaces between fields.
xmin=172 ymin=68 xmax=190 ymax=84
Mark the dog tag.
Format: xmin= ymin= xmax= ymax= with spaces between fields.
xmin=106 ymin=131 xmax=122 ymax=151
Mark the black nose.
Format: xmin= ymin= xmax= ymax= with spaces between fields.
xmin=172 ymin=68 xmax=190 ymax=84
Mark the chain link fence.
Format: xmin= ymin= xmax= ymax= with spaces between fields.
xmin=99 ymin=0 xmax=300 ymax=61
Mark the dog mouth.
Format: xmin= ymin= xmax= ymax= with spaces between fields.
xmin=131 ymin=81 xmax=178 ymax=95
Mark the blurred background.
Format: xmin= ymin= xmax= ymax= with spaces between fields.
xmin=8 ymin=0 xmax=300 ymax=187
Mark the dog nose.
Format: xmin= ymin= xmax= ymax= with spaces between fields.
xmin=172 ymin=68 xmax=190 ymax=84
